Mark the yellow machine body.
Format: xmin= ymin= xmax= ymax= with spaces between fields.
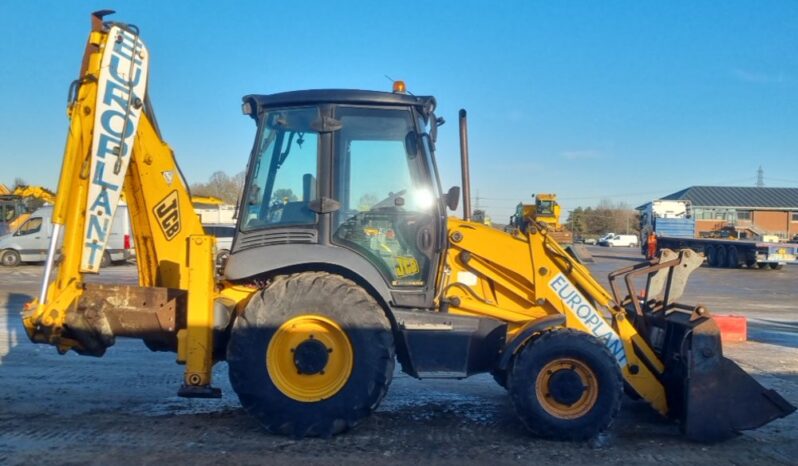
xmin=20 ymin=11 xmax=793 ymax=442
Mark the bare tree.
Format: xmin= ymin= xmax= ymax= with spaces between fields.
xmin=566 ymin=199 xmax=639 ymax=236
xmin=190 ymin=170 xmax=246 ymax=204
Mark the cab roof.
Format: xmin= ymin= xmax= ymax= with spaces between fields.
xmin=242 ymin=89 xmax=436 ymax=118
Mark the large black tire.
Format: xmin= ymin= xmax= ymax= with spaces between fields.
xmin=769 ymin=263 xmax=784 ymax=270
xmin=715 ymin=246 xmax=728 ymax=268
xmin=508 ymin=329 xmax=623 ymax=441
xmin=1 ymin=250 xmax=21 ymax=267
xmin=726 ymin=246 xmax=740 ymax=269
xmin=227 ymin=272 xmax=395 ymax=438
xmin=705 ymin=246 xmax=717 ymax=267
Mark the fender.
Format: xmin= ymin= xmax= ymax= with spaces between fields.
xmin=496 ymin=313 xmax=565 ymax=371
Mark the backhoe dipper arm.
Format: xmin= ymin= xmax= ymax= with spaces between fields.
xmin=23 ymin=10 xmax=214 ymax=379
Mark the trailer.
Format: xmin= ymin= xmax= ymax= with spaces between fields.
xmin=640 ymin=200 xmax=797 ymax=270
xmin=655 ymin=236 xmax=797 ymax=269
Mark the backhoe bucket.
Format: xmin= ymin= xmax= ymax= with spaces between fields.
xmin=660 ymin=311 xmax=795 ymax=442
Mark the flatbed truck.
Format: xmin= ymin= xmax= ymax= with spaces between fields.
xmin=641 ymin=199 xmax=797 ymax=269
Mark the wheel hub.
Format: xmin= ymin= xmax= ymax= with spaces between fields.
xmin=547 ymin=369 xmax=586 ymax=406
xmin=535 ymin=358 xmax=599 ymax=419
xmin=293 ymin=337 xmax=330 ymax=375
xmin=266 ymin=314 xmax=354 ymax=402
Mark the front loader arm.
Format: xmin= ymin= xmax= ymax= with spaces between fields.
xmin=442 ymin=217 xmax=794 ymax=441
xmin=442 ymin=219 xmax=668 ymax=414
xmin=22 ymin=12 xmax=223 ymax=394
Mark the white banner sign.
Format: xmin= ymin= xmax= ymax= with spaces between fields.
xmin=81 ymin=26 xmax=149 ymax=271
xmin=549 ymin=273 xmax=628 ymax=366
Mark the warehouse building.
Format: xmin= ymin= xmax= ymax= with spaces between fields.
xmin=658 ymin=186 xmax=798 ymax=239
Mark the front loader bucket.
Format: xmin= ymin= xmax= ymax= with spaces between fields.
xmin=660 ymin=312 xmax=795 ymax=442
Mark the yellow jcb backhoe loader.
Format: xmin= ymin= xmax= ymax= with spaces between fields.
xmin=23 ymin=11 xmax=794 ymax=442
xmin=511 ymin=193 xmax=573 ymax=244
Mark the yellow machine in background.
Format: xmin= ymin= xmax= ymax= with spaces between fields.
xmin=512 ymin=193 xmax=573 ymax=243
xmin=0 ymin=185 xmax=56 ymax=235
xmin=21 ymin=11 xmax=793 ymax=443
xmin=191 ymin=195 xmax=224 ymax=205
xmin=12 ymin=185 xmax=56 ymax=205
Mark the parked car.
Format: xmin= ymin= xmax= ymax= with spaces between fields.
xmin=582 ymin=237 xmax=598 ymax=245
xmin=0 ymin=205 xmax=133 ymax=267
xmin=598 ymin=233 xmax=639 ymax=248
xmin=204 ymin=223 xmax=235 ymax=271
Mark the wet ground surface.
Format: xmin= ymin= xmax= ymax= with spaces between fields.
xmin=1 ymin=246 xmax=797 ymax=465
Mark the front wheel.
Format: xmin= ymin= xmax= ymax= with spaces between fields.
xmin=227 ymin=272 xmax=395 ymax=438
xmin=1 ymin=250 xmax=20 ymax=267
xmin=508 ymin=329 xmax=622 ymax=441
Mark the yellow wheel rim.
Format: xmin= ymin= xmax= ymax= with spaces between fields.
xmin=535 ymin=358 xmax=598 ymax=419
xmin=267 ymin=314 xmax=354 ymax=402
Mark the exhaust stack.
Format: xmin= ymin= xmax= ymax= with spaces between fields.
xmin=458 ymin=109 xmax=472 ymax=222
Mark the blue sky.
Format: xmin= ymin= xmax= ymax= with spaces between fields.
xmin=1 ymin=1 xmax=796 ymax=221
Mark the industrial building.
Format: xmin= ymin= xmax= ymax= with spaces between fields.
xmin=656 ymin=186 xmax=798 ymax=239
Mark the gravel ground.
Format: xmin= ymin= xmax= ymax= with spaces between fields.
xmin=1 ymin=247 xmax=797 ymax=465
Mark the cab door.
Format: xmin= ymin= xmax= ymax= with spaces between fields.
xmin=331 ymin=105 xmax=442 ymax=307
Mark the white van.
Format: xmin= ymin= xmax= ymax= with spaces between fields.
xmin=0 ymin=205 xmax=133 ymax=267
xmin=598 ymin=233 xmax=639 ymax=248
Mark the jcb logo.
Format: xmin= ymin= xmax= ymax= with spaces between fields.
xmin=395 ymin=256 xmax=420 ymax=278
xmin=154 ymin=190 xmax=181 ymax=240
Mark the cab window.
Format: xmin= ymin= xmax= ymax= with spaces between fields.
xmin=242 ymin=107 xmax=319 ymax=230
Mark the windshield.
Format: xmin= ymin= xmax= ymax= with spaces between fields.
xmin=537 ymin=200 xmax=554 ymax=215
xmin=242 ymin=107 xmax=319 ymax=230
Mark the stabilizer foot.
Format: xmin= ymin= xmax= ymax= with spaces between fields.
xmin=178 ymin=384 xmax=222 ymax=399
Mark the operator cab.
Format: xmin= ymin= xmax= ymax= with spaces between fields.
xmin=229 ymin=89 xmax=447 ymax=308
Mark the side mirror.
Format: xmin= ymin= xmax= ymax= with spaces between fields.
xmin=445 ymin=186 xmax=460 ymax=211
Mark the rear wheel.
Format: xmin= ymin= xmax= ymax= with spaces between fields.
xmin=100 ymin=251 xmax=111 ymax=268
xmin=769 ymin=263 xmax=784 ymax=270
xmin=726 ymin=247 xmax=740 ymax=268
xmin=227 ymin=272 xmax=395 ymax=438
xmin=508 ymin=329 xmax=622 ymax=440
xmin=705 ymin=246 xmax=717 ymax=267
xmin=715 ymin=246 xmax=728 ymax=268
xmin=1 ymin=250 xmax=20 ymax=267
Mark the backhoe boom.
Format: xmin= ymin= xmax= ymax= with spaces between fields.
xmin=22 ymin=11 xmax=226 ymax=395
